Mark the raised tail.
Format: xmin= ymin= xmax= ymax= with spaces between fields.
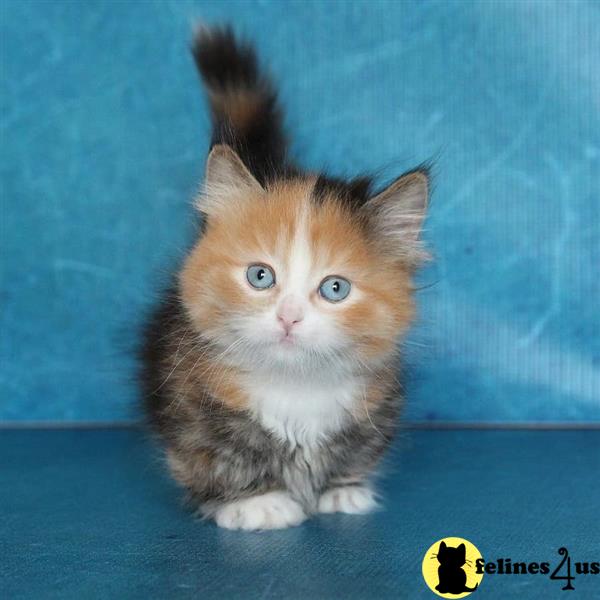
xmin=191 ymin=25 xmax=290 ymax=184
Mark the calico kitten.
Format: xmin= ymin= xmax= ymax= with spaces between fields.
xmin=141 ymin=26 xmax=429 ymax=530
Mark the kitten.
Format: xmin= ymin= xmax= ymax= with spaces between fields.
xmin=141 ymin=26 xmax=429 ymax=530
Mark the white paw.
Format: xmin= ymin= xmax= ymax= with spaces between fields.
xmin=318 ymin=485 xmax=378 ymax=515
xmin=214 ymin=491 xmax=307 ymax=531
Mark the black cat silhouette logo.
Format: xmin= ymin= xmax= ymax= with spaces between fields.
xmin=422 ymin=537 xmax=484 ymax=597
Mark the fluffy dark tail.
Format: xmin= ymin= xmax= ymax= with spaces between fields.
xmin=191 ymin=25 xmax=289 ymax=184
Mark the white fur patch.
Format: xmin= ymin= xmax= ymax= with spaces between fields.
xmin=318 ymin=485 xmax=378 ymax=514
xmin=214 ymin=491 xmax=306 ymax=530
xmin=285 ymin=206 xmax=312 ymax=296
xmin=247 ymin=372 xmax=363 ymax=447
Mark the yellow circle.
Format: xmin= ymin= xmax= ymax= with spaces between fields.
xmin=422 ymin=537 xmax=484 ymax=598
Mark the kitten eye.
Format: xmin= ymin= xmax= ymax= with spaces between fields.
xmin=319 ymin=276 xmax=351 ymax=303
xmin=246 ymin=264 xmax=275 ymax=289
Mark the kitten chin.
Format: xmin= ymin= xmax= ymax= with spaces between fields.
xmin=140 ymin=25 xmax=429 ymax=530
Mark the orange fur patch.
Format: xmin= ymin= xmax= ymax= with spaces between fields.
xmin=209 ymin=88 xmax=265 ymax=132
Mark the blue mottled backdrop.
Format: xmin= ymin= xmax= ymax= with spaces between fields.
xmin=1 ymin=0 xmax=599 ymax=423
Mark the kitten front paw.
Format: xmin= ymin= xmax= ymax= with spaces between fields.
xmin=214 ymin=491 xmax=306 ymax=531
xmin=318 ymin=485 xmax=378 ymax=515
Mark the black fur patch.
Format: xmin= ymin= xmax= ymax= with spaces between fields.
xmin=312 ymin=173 xmax=374 ymax=211
xmin=192 ymin=26 xmax=260 ymax=90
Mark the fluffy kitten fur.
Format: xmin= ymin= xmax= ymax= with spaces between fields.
xmin=141 ymin=26 xmax=429 ymax=530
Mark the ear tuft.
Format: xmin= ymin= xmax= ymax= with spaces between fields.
xmin=363 ymin=168 xmax=429 ymax=265
xmin=196 ymin=144 xmax=263 ymax=216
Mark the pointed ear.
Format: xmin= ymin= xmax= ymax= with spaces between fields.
xmin=440 ymin=541 xmax=447 ymax=551
xmin=196 ymin=144 xmax=263 ymax=216
xmin=363 ymin=169 xmax=429 ymax=264
xmin=458 ymin=543 xmax=466 ymax=556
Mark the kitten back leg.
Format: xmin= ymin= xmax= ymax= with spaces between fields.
xmin=212 ymin=491 xmax=307 ymax=531
xmin=318 ymin=484 xmax=378 ymax=515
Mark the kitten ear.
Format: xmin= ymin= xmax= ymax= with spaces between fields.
xmin=440 ymin=541 xmax=447 ymax=551
xmin=458 ymin=543 xmax=466 ymax=556
xmin=363 ymin=169 xmax=429 ymax=264
xmin=196 ymin=144 xmax=263 ymax=216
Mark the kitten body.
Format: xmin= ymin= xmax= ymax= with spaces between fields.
xmin=141 ymin=27 xmax=429 ymax=530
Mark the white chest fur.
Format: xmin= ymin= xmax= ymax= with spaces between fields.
xmin=246 ymin=371 xmax=363 ymax=447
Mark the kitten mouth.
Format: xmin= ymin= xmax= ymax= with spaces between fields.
xmin=278 ymin=334 xmax=297 ymax=347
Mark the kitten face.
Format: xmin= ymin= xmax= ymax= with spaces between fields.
xmin=180 ymin=178 xmax=415 ymax=373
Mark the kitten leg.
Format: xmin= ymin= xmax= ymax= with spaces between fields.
xmin=318 ymin=484 xmax=378 ymax=515
xmin=213 ymin=491 xmax=307 ymax=531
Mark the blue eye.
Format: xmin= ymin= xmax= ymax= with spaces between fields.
xmin=246 ymin=264 xmax=275 ymax=289
xmin=319 ymin=276 xmax=351 ymax=303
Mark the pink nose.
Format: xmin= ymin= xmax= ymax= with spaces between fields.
xmin=277 ymin=296 xmax=304 ymax=333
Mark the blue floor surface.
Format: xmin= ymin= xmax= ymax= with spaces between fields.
xmin=3 ymin=429 xmax=599 ymax=599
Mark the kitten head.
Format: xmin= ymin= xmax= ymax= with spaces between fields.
xmin=179 ymin=145 xmax=428 ymax=374
xmin=437 ymin=542 xmax=467 ymax=567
